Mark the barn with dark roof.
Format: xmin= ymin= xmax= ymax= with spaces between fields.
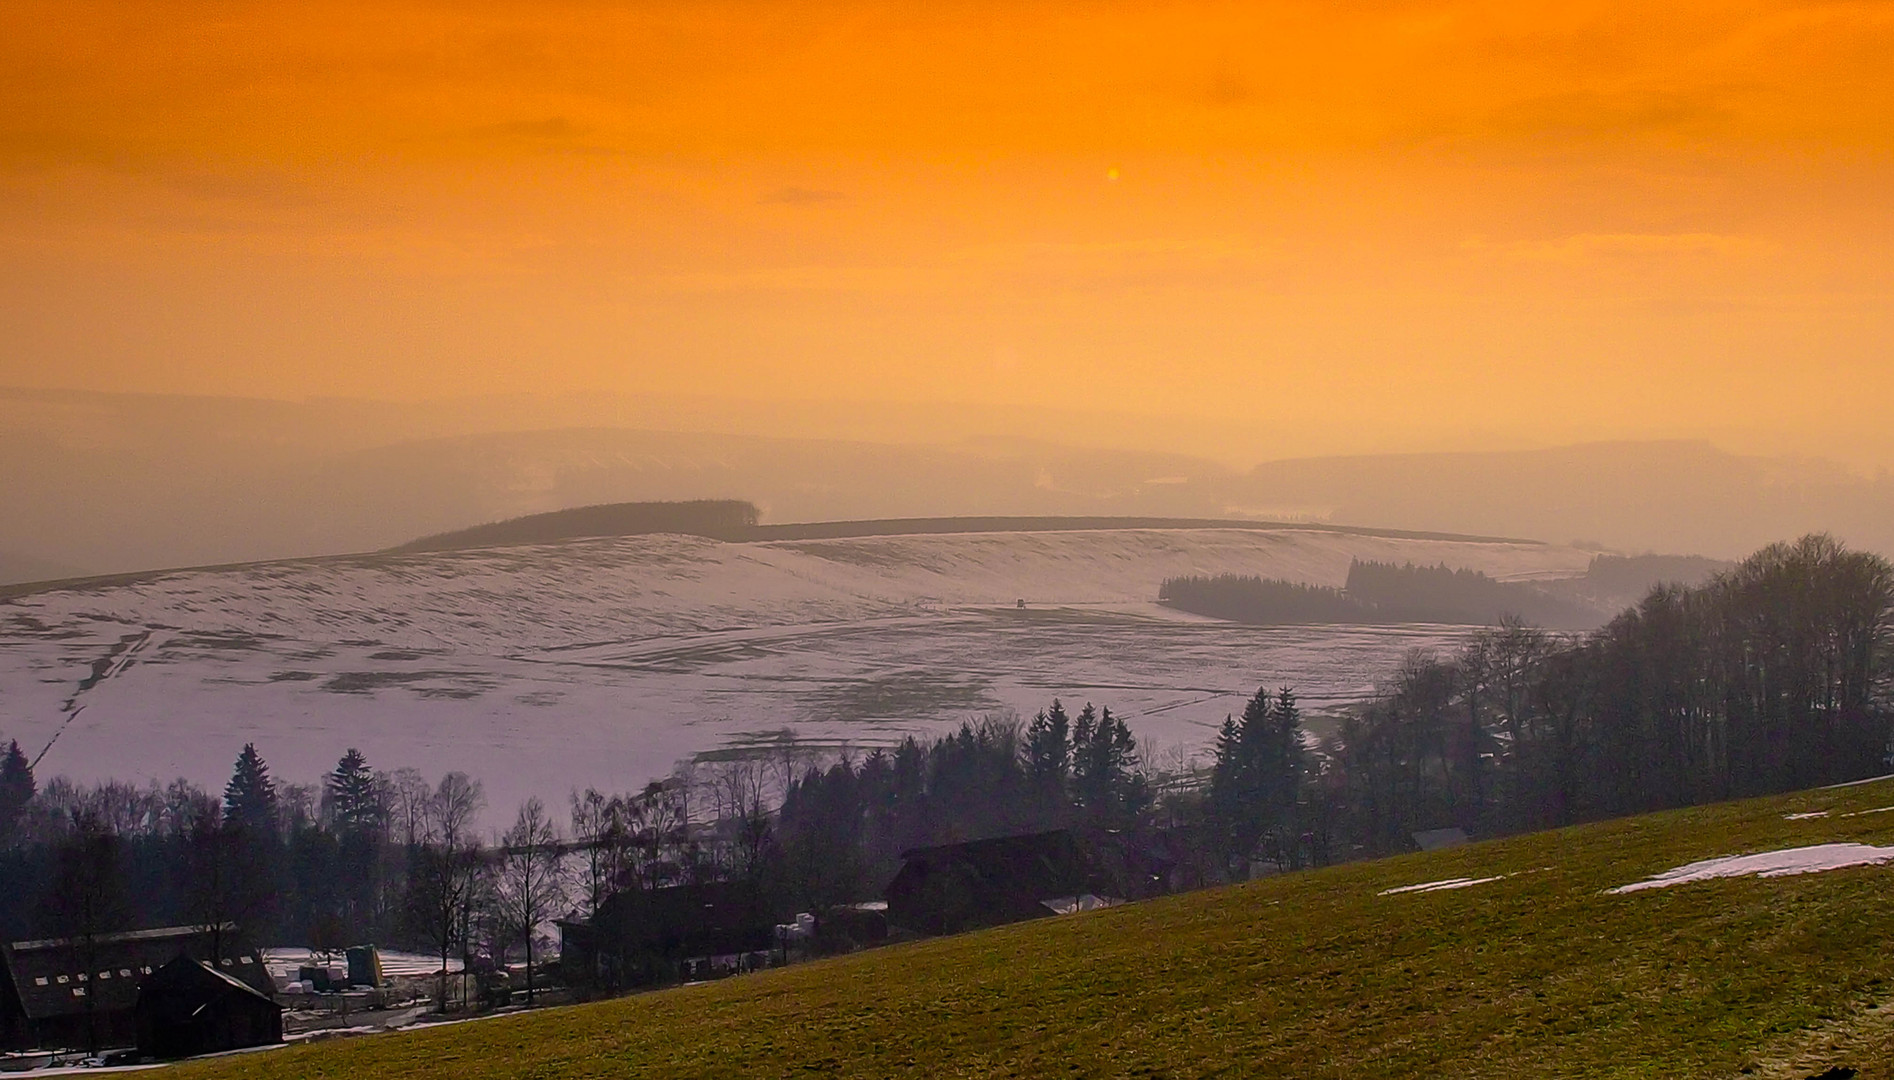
xmin=134 ymin=956 xmax=281 ymax=1059
xmin=0 ymin=925 xmax=271 ymax=1053
xmin=884 ymin=829 xmax=1120 ymax=936
xmin=559 ymin=880 xmax=781 ymax=992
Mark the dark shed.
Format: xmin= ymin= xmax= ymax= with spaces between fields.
xmin=134 ymin=956 xmax=282 ymax=1060
xmin=560 ymin=880 xmax=779 ymax=992
xmin=884 ymin=829 xmax=1117 ymax=936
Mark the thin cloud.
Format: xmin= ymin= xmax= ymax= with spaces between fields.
xmin=1463 ymin=232 xmax=1774 ymax=262
xmin=464 ymin=117 xmax=617 ymax=155
xmin=472 ymin=118 xmax=582 ymax=141
xmin=760 ymin=186 xmax=847 ymax=205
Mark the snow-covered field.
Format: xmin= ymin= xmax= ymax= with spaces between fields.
xmin=0 ymin=527 xmax=1590 ymax=822
xmin=262 ymin=949 xmax=461 ymax=980
xmin=1607 ymin=843 xmax=1894 ymax=893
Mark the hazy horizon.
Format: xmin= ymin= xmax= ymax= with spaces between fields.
xmin=7 ymin=380 xmax=1894 ymax=472
xmin=3 ymin=382 xmax=1891 ymax=583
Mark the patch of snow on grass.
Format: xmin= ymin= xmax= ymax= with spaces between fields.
xmin=1783 ymin=811 xmax=1830 ymax=820
xmin=264 ymin=947 xmax=460 ymax=979
xmin=1608 ymin=843 xmax=1894 ymax=894
xmin=1379 ymin=875 xmax=1506 ymax=896
xmin=1841 ymin=806 xmax=1894 ymax=818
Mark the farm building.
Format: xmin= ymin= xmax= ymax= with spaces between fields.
xmin=0 ymin=925 xmax=270 ymax=1053
xmin=133 ymin=956 xmax=281 ymax=1059
xmin=884 ymin=829 xmax=1121 ymax=936
xmin=559 ymin=880 xmax=780 ymax=992
xmin=1412 ymin=827 xmax=1471 ymax=852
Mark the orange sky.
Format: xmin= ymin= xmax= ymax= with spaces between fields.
xmin=2 ymin=1 xmax=1891 ymax=463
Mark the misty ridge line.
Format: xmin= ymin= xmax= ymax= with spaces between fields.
xmin=393 ymin=501 xmax=1543 ymax=554
xmin=4 ymin=383 xmax=1891 ymax=580
xmin=0 ymin=505 xmax=1543 ymax=603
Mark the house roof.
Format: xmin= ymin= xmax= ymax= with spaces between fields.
xmin=138 ymin=957 xmax=279 ymax=1011
xmin=574 ymin=881 xmax=778 ymax=958
xmin=899 ymin=827 xmax=1076 ymax=862
xmin=890 ymin=829 xmax=1111 ymax=904
xmin=1 ymin=927 xmax=270 ymax=1022
xmin=593 ymin=881 xmax=773 ymax=934
xmin=6 ymin=924 xmax=235 ymax=952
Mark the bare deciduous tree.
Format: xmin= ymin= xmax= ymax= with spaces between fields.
xmin=570 ymin=788 xmax=631 ymax=916
xmin=491 ymin=798 xmax=566 ymax=1005
xmin=404 ymin=772 xmax=485 ymax=1011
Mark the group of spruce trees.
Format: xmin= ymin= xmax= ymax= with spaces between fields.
xmin=771 ymin=704 xmax=1157 ymax=912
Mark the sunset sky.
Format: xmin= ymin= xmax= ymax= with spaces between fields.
xmin=3 ymin=1 xmax=1890 ymax=464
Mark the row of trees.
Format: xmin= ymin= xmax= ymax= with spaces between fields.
xmin=1327 ymin=534 xmax=1894 ymax=846
xmin=0 ymin=743 xmax=575 ymax=1007
xmin=1159 ymin=560 xmax=1596 ymax=629
xmin=0 ymin=708 xmax=1167 ymax=985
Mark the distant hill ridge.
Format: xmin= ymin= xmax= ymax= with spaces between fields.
xmin=391 ymin=500 xmax=1543 ymax=553
xmin=0 ymin=507 xmax=1553 ymax=604
xmin=392 ymin=500 xmax=763 ymax=552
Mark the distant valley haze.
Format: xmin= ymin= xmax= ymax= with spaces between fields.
xmin=0 ymin=386 xmax=1888 ymax=583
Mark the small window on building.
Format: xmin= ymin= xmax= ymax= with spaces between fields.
xmin=56 ymin=975 xmax=69 ymax=984
xmin=76 ymin=972 xmax=88 ymax=981
xmin=98 ymin=970 xmax=111 ymax=979
xmin=141 ymin=966 xmax=152 ymax=974
xmin=72 ymin=987 xmax=86 ymax=997
xmin=221 ymin=957 xmax=234 ymax=966
xmin=240 ymin=955 xmax=254 ymax=964
xmin=34 ymin=977 xmax=48 ymax=986
xmin=119 ymin=968 xmax=132 ymax=977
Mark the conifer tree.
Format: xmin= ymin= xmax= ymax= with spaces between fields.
xmin=1232 ymin=687 xmax=1277 ymax=858
xmin=1025 ymin=700 xmax=1072 ymax=788
xmin=1211 ymin=687 xmax=1304 ymax=868
xmin=222 ymin=742 xmax=279 ymax=836
xmin=1208 ymin=715 xmax=1243 ymax=857
xmin=1071 ymin=705 xmax=1146 ymax=824
xmin=0 ymin=739 xmax=34 ymax=845
xmin=326 ymin=748 xmax=383 ymax=838
xmin=1265 ymin=688 xmax=1305 ymax=850
xmin=326 ymin=748 xmax=385 ymax=938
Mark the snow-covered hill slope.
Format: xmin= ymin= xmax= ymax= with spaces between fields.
xmin=0 ymin=527 xmax=1589 ymax=820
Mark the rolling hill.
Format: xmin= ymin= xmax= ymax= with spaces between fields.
xmin=175 ymin=776 xmax=1894 ymax=1079
xmin=0 ymin=525 xmax=1589 ymax=821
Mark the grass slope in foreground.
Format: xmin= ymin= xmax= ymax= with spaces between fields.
xmin=183 ymin=781 xmax=1894 ymax=1079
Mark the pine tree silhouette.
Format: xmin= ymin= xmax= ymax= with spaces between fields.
xmin=0 ymin=739 xmax=35 ymax=844
xmin=327 ymin=748 xmax=382 ymax=837
xmin=222 ymin=742 xmax=279 ymax=835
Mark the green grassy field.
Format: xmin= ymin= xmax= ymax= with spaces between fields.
xmin=184 ymin=778 xmax=1894 ymax=1079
